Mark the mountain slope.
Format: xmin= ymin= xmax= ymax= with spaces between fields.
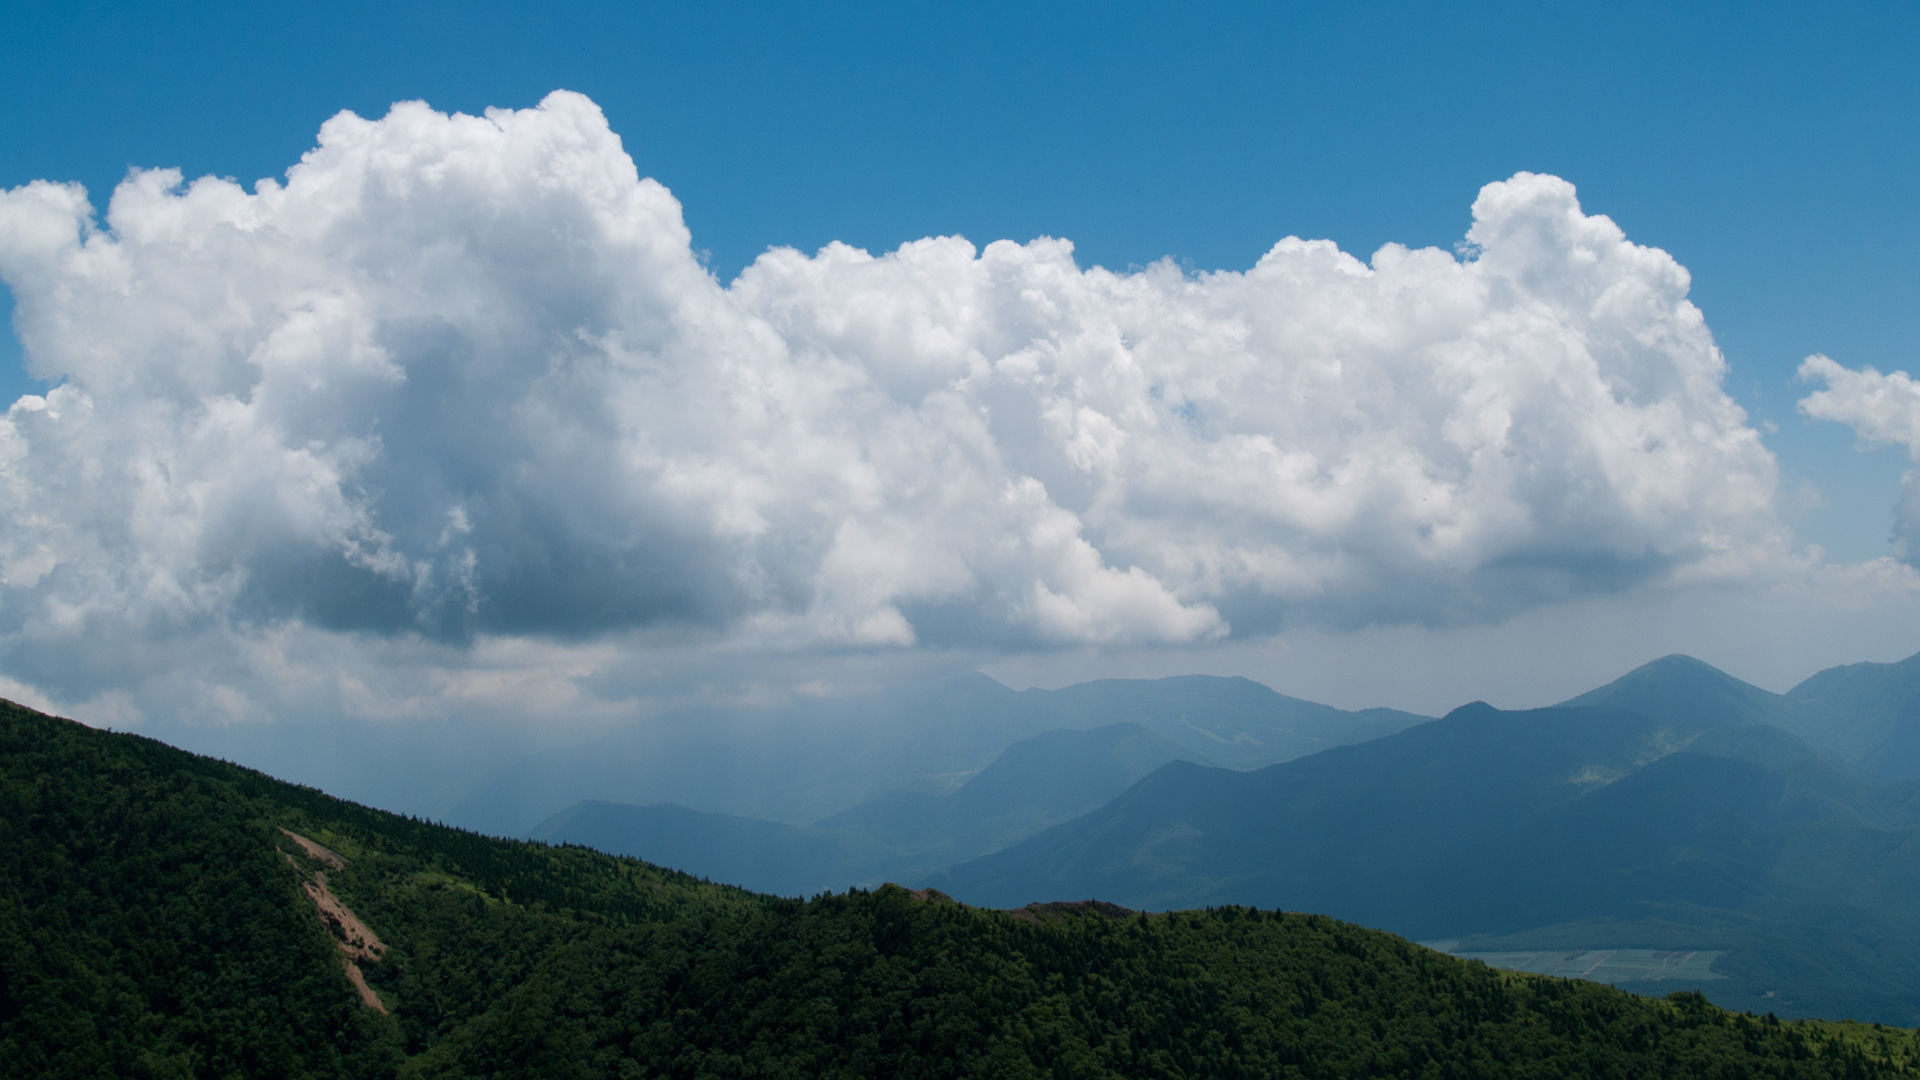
xmin=444 ymin=671 xmax=1038 ymax=835
xmin=940 ymin=702 xmax=1727 ymax=917
xmin=5 ymin=697 xmax=1912 ymax=1078
xmin=1560 ymin=650 xmax=1920 ymax=782
xmin=810 ymin=721 xmax=1195 ymax=866
xmin=1559 ymin=653 xmax=1793 ymax=729
xmin=935 ymin=698 xmax=1920 ymax=1023
xmin=530 ymin=722 xmax=1194 ymax=895
xmin=1783 ymin=652 xmax=1920 ymax=778
xmin=449 ymin=672 xmax=1431 ymax=836
xmin=1019 ymin=675 xmax=1428 ymax=771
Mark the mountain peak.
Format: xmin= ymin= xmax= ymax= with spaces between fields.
xmin=1613 ymin=654 xmax=1724 ymax=680
xmin=1558 ymin=654 xmax=1780 ymax=731
xmin=1643 ymin=652 xmax=1713 ymax=669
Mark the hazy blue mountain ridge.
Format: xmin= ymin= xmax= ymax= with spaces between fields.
xmin=928 ymin=675 xmax=1920 ymax=1023
xmin=529 ymin=721 xmax=1195 ymax=895
xmin=1020 ymin=675 xmax=1427 ymax=770
xmin=466 ymin=672 xmax=1430 ymax=837
xmin=1558 ymin=654 xmax=1791 ymax=727
xmin=812 ymin=722 xmax=1194 ymax=860
xmin=450 ymin=672 xmax=1041 ymax=835
xmin=933 ymin=700 xmax=1763 ymax=917
xmin=1780 ymin=652 xmax=1920 ymax=778
xmin=1563 ymin=651 xmax=1920 ymax=780
xmin=524 ymin=800 xmax=863 ymax=895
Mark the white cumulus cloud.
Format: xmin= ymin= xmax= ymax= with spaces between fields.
xmin=1798 ymin=354 xmax=1920 ymax=561
xmin=0 ymin=90 xmax=1793 ymax=715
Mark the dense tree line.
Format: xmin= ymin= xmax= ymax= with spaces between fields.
xmin=3 ymin=699 xmax=1917 ymax=1078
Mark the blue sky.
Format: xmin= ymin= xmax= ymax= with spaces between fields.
xmin=4 ymin=1 xmax=1915 ymax=559
xmin=0 ymin=0 xmax=1917 ymax=746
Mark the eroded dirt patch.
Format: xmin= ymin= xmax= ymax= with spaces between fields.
xmin=279 ymin=827 xmax=346 ymax=868
xmin=280 ymin=830 xmax=387 ymax=1013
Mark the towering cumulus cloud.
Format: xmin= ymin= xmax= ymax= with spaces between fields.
xmin=0 ymin=91 xmax=1786 ymax=714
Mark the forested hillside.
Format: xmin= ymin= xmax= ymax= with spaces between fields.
xmin=4 ymin=698 xmax=1917 ymax=1078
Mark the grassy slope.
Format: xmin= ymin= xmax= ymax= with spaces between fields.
xmin=3 ymin=699 xmax=1917 ymax=1079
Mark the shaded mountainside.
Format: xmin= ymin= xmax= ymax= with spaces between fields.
xmin=1022 ymin=675 xmax=1428 ymax=772
xmin=815 ymin=721 xmax=1196 ymax=857
xmin=1781 ymin=653 xmax=1920 ymax=778
xmin=5 ymin=701 xmax=1916 ymax=1077
xmin=524 ymin=800 xmax=860 ymax=899
xmin=939 ymin=701 xmax=1759 ymax=918
xmin=444 ymin=672 xmax=1039 ymax=836
xmin=1563 ymin=651 xmax=1920 ymax=781
xmin=529 ymin=722 xmax=1193 ymax=896
xmin=934 ymin=696 xmax=1920 ymax=1024
xmin=449 ymin=673 xmax=1430 ymax=837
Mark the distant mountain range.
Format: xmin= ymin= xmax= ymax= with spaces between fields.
xmin=1567 ymin=652 xmax=1920 ymax=779
xmin=934 ymin=654 xmax=1920 ymax=1023
xmin=460 ymin=671 xmax=1428 ymax=836
xmin=533 ymin=650 xmax=1920 ymax=1024
xmin=528 ymin=721 xmax=1194 ymax=895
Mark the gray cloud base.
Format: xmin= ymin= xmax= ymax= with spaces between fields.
xmin=0 ymin=91 xmax=1793 ymax=709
